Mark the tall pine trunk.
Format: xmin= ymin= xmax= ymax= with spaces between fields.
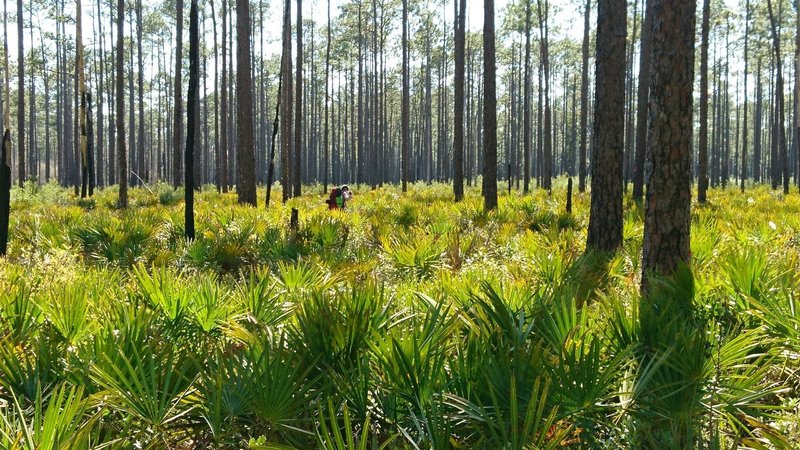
xmin=116 ymin=0 xmax=127 ymax=207
xmin=185 ymin=0 xmax=199 ymax=238
xmin=16 ymin=0 xmax=23 ymax=186
xmin=172 ymin=0 xmax=184 ymax=186
xmin=281 ymin=0 xmax=293 ymax=202
xmin=482 ymin=0 xmax=497 ymax=210
xmin=236 ymin=0 xmax=256 ymax=205
xmin=401 ymin=0 xmax=409 ymax=192
xmin=587 ymin=0 xmax=626 ymax=251
xmin=453 ymin=0 xmax=465 ymax=201
xmin=697 ymin=0 xmax=710 ymax=202
xmin=632 ymin=0 xmax=654 ymax=200
xmin=578 ymin=0 xmax=590 ymax=193
xmin=293 ymin=0 xmax=302 ymax=197
xmin=641 ymin=0 xmax=696 ymax=288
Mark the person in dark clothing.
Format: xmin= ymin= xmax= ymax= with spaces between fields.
xmin=326 ymin=184 xmax=352 ymax=210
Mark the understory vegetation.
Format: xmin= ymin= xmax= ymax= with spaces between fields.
xmin=1 ymin=180 xmax=799 ymax=449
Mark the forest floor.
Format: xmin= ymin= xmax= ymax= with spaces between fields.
xmin=1 ymin=179 xmax=799 ymax=448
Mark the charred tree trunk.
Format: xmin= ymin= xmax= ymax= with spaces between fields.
xmin=185 ymin=0 xmax=199 ymax=238
xmin=0 ymin=130 xmax=9 ymax=256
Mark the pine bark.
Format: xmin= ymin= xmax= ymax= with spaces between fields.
xmin=293 ymin=0 xmax=302 ymax=196
xmin=587 ymin=0 xmax=626 ymax=252
xmin=186 ymin=0 xmax=199 ymax=238
xmin=136 ymin=0 xmax=145 ymax=183
xmin=236 ymin=0 xmax=256 ymax=206
xmin=16 ymin=0 xmax=23 ymax=186
xmin=453 ymin=0 xmax=466 ymax=201
xmin=641 ymin=0 xmax=696 ymax=288
xmin=172 ymin=0 xmax=184 ymax=186
xmin=116 ymin=0 xmax=127 ymax=208
xmin=578 ymin=0 xmax=590 ymax=193
xmin=483 ymin=0 xmax=497 ymax=210
xmin=401 ymin=0 xmax=409 ymax=192
xmin=632 ymin=0 xmax=654 ymax=200
xmin=0 ymin=130 xmax=9 ymax=256
xmin=740 ymin=0 xmax=749 ymax=192
xmin=281 ymin=0 xmax=293 ymax=202
xmin=697 ymin=0 xmax=710 ymax=203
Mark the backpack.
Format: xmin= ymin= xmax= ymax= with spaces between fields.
xmin=327 ymin=188 xmax=342 ymax=210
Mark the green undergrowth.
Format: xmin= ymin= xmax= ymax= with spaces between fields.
xmin=1 ymin=180 xmax=799 ymax=448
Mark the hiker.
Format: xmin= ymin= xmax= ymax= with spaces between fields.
xmin=326 ymin=184 xmax=352 ymax=210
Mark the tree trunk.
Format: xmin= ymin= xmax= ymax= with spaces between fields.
xmin=641 ymin=0 xmax=696 ymax=288
xmin=482 ymin=0 xmax=497 ymax=210
xmin=281 ymin=0 xmax=292 ymax=202
xmin=172 ymin=0 xmax=184 ymax=186
xmin=236 ymin=0 xmax=256 ymax=206
xmin=220 ymin=0 xmax=229 ymax=192
xmin=766 ymin=0 xmax=789 ymax=194
xmin=578 ymin=0 xmax=590 ymax=193
xmin=697 ymin=0 xmax=709 ymax=203
xmin=795 ymin=0 xmax=800 ymax=191
xmin=740 ymin=0 xmax=749 ymax=192
xmin=0 ymin=130 xmax=9 ymax=256
xmin=401 ymin=0 xmax=409 ymax=192
xmin=537 ymin=0 xmax=552 ymax=191
xmin=16 ymin=0 xmax=23 ymax=186
xmin=453 ymin=0 xmax=466 ymax=201
xmin=77 ymin=0 xmax=88 ymax=197
xmin=186 ymin=0 xmax=199 ymax=238
xmin=324 ymin=0 xmax=331 ymax=192
xmin=136 ymin=0 xmax=145 ymax=184
xmin=95 ymin=0 xmax=104 ymax=187
xmin=632 ymin=0 xmax=654 ymax=200
xmin=116 ymin=0 xmax=127 ymax=208
xmin=587 ymin=0 xmax=626 ymax=252
xmin=293 ymin=0 xmax=302 ymax=197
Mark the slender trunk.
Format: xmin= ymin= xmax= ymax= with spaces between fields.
xmin=0 ymin=131 xmax=9 ymax=256
xmin=401 ymin=0 xmax=409 ymax=192
xmin=293 ymin=0 xmax=302 ymax=196
xmin=324 ymin=0 xmax=331 ymax=192
xmin=186 ymin=0 xmax=199 ymax=238
xmin=641 ymin=0 xmax=696 ymax=289
xmin=172 ymin=0 xmax=184 ymax=186
xmin=220 ymin=0 xmax=228 ymax=192
xmin=237 ymin=0 xmax=256 ymax=205
xmin=587 ymin=0 xmax=626 ymax=251
xmin=281 ymin=0 xmax=292 ymax=202
xmin=632 ymin=0 xmax=654 ymax=200
xmin=136 ymin=0 xmax=145 ymax=183
xmin=767 ymin=0 xmax=789 ymax=193
xmin=697 ymin=0 xmax=710 ymax=202
xmin=740 ymin=0 xmax=749 ymax=192
xmin=16 ymin=0 xmax=24 ymax=186
xmin=453 ymin=0 xmax=466 ymax=201
xmin=116 ymin=0 xmax=127 ymax=207
xmin=483 ymin=0 xmax=497 ymax=210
